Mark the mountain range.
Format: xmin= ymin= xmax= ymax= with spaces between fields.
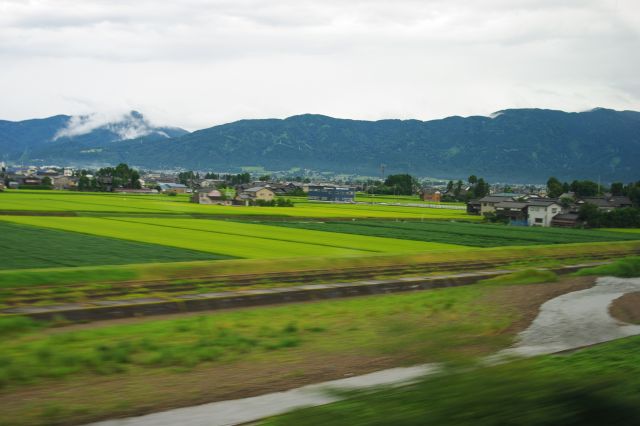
xmin=1 ymin=108 xmax=639 ymax=183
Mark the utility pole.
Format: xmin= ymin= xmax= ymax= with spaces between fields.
xmin=380 ymin=164 xmax=386 ymax=182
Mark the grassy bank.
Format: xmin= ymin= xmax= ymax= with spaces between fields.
xmin=263 ymin=335 xmax=640 ymax=426
xmin=574 ymin=256 xmax=640 ymax=278
xmin=1 ymin=240 xmax=638 ymax=289
xmin=0 ymin=274 xmax=589 ymax=426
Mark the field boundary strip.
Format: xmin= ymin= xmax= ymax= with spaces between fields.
xmin=1 ymin=262 xmax=607 ymax=322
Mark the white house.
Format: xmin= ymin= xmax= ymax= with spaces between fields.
xmin=527 ymin=200 xmax=562 ymax=227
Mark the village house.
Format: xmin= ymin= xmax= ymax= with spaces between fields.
xmin=192 ymin=189 xmax=231 ymax=205
xmin=575 ymin=195 xmax=633 ymax=212
xmin=235 ymin=186 xmax=276 ymax=205
xmin=52 ymin=175 xmax=78 ymax=190
xmin=158 ymin=182 xmax=189 ymax=194
xmin=527 ymin=200 xmax=562 ymax=227
xmin=466 ymin=199 xmax=481 ymax=215
xmin=199 ymin=179 xmax=225 ymax=188
xmin=494 ymin=201 xmax=529 ymax=225
xmin=550 ymin=213 xmax=582 ymax=228
xmin=420 ymin=188 xmax=442 ymax=202
xmin=477 ymin=194 xmax=517 ymax=215
xmin=307 ymin=185 xmax=355 ymax=202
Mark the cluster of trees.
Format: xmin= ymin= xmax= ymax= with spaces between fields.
xmin=225 ymin=173 xmax=251 ymax=185
xmin=547 ymin=177 xmax=640 ymax=205
xmin=291 ymin=176 xmax=312 ymax=183
xmin=178 ymin=171 xmax=199 ymax=186
xmin=579 ymin=204 xmax=640 ymax=228
xmin=363 ymin=173 xmax=491 ymax=201
xmin=77 ymin=163 xmax=141 ymax=192
xmin=546 ymin=177 xmax=601 ymax=198
xmin=613 ymin=181 xmax=640 ymax=206
xmin=442 ymin=175 xmax=490 ymax=202
xmin=366 ymin=174 xmax=419 ymax=195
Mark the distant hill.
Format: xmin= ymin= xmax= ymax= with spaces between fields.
xmin=2 ymin=108 xmax=640 ymax=182
xmin=0 ymin=111 xmax=188 ymax=164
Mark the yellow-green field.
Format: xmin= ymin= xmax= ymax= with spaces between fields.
xmin=0 ymin=216 xmax=465 ymax=259
xmin=0 ymin=190 xmax=476 ymax=220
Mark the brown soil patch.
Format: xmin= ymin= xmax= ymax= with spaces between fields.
xmin=1 ymin=352 xmax=402 ymax=426
xmin=478 ymin=275 xmax=596 ymax=335
xmin=610 ymin=292 xmax=640 ymax=325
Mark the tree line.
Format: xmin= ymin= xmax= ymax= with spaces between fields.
xmin=77 ymin=163 xmax=141 ymax=192
xmin=547 ymin=177 xmax=640 ymax=204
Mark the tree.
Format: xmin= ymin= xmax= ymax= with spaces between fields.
xmin=468 ymin=175 xmax=477 ymax=185
xmin=610 ymin=182 xmax=624 ymax=196
xmin=570 ymin=180 xmax=599 ymax=197
xmin=78 ymin=175 xmax=91 ymax=191
xmin=627 ymin=182 xmax=640 ymax=207
xmin=41 ymin=176 xmax=52 ymax=187
xmin=259 ymin=174 xmax=271 ymax=182
xmin=454 ymin=180 xmax=463 ymax=197
xmin=547 ymin=177 xmax=564 ymax=198
xmin=578 ymin=203 xmax=601 ymax=227
xmin=178 ymin=171 xmax=197 ymax=187
xmin=473 ymin=178 xmax=490 ymax=198
xmin=383 ymin=174 xmax=418 ymax=195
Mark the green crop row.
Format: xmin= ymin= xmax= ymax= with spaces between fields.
xmin=0 ymin=222 xmax=225 ymax=270
xmin=266 ymin=220 xmax=640 ymax=247
xmin=0 ymin=190 xmax=477 ymax=220
xmin=0 ymin=216 xmax=466 ymax=261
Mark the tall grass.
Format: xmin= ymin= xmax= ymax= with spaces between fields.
xmin=0 ymin=281 xmax=520 ymax=388
xmin=264 ymin=335 xmax=640 ymax=426
xmin=478 ymin=269 xmax=558 ymax=286
xmin=575 ymin=256 xmax=640 ymax=278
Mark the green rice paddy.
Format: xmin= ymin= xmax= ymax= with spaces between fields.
xmin=0 ymin=190 xmax=476 ymax=220
xmin=265 ymin=220 xmax=640 ymax=247
xmin=1 ymin=189 xmax=638 ymax=271
xmin=0 ymin=222 xmax=227 ymax=270
xmin=0 ymin=216 xmax=465 ymax=263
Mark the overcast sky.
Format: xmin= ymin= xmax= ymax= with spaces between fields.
xmin=1 ymin=0 xmax=639 ymax=130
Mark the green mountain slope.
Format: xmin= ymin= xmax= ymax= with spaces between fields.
xmin=4 ymin=108 xmax=640 ymax=182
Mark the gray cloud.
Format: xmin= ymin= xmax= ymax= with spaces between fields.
xmin=0 ymin=0 xmax=639 ymax=130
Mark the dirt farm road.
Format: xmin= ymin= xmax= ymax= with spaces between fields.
xmin=89 ymin=276 xmax=640 ymax=426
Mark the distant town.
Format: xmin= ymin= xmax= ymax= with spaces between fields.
xmin=1 ymin=161 xmax=638 ymax=229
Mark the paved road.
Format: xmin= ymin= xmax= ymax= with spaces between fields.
xmin=501 ymin=276 xmax=640 ymax=357
xmin=89 ymin=365 xmax=439 ymax=426
xmin=89 ymin=276 xmax=640 ymax=426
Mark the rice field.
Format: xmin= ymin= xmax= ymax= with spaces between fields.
xmin=0 ymin=222 xmax=226 ymax=270
xmin=0 ymin=216 xmax=465 ymax=262
xmin=265 ymin=220 xmax=640 ymax=248
xmin=1 ymin=190 xmax=637 ymax=273
xmin=0 ymin=190 xmax=477 ymax=220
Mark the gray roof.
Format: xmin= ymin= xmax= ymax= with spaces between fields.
xmin=479 ymin=195 xmax=515 ymax=203
xmin=244 ymin=186 xmax=272 ymax=193
xmin=159 ymin=182 xmax=187 ymax=189
xmin=526 ymin=199 xmax=560 ymax=207
xmin=495 ymin=201 xmax=529 ymax=209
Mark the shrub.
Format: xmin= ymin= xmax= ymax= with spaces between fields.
xmin=0 ymin=316 xmax=42 ymax=335
xmin=478 ymin=269 xmax=558 ymax=286
xmin=575 ymin=256 xmax=640 ymax=278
